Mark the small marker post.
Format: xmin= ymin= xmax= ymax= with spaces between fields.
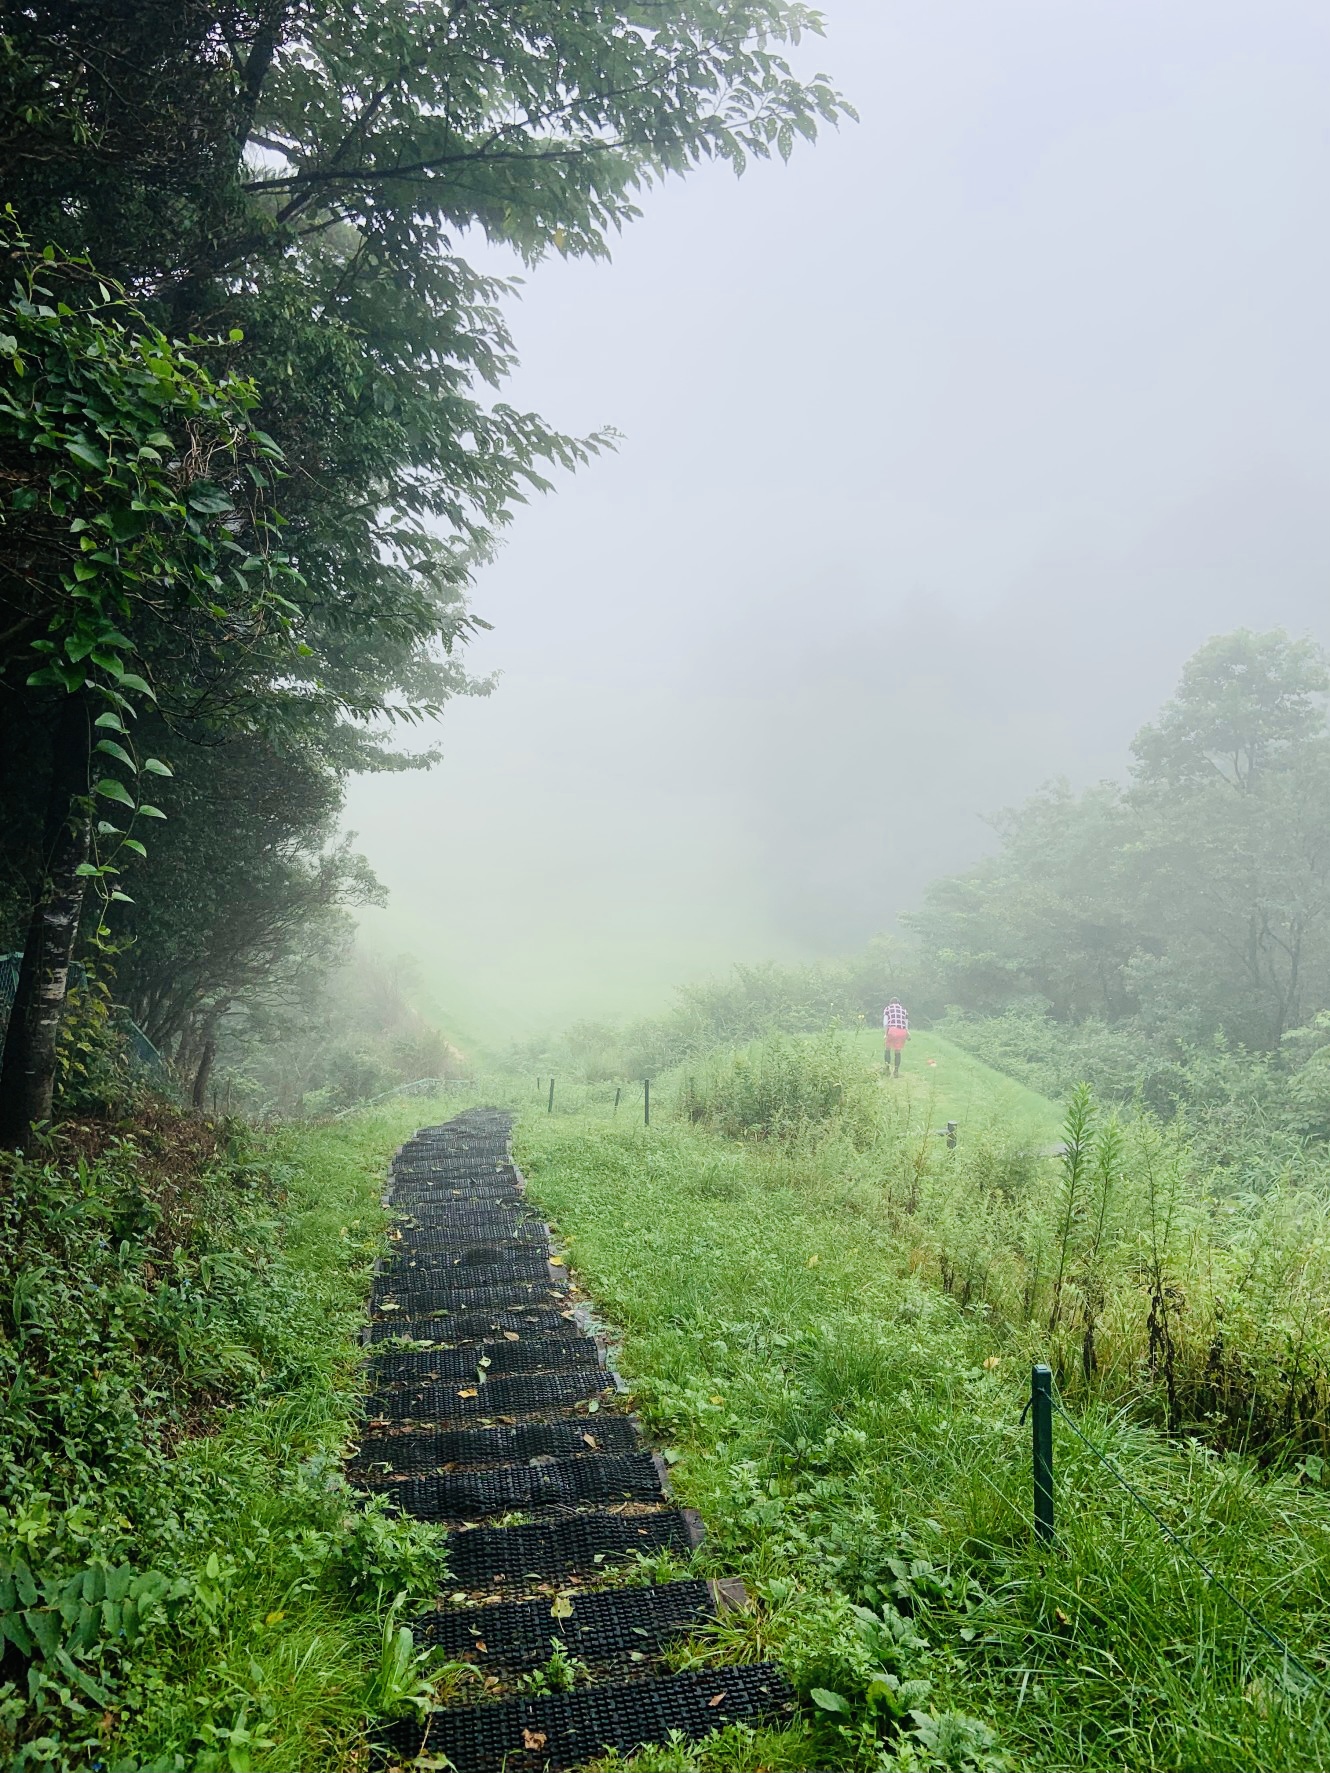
xmin=613 ymin=1087 xmax=621 ymax=1115
xmin=547 ymin=1077 xmax=555 ymax=1115
xmin=1032 ymin=1364 xmax=1054 ymax=1543
xmin=644 ymin=1079 xmax=650 ymax=1126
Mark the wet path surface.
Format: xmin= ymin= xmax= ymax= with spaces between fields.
xmin=356 ymin=1108 xmax=793 ymax=1771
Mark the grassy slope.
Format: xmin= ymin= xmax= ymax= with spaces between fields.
xmin=108 ymin=1105 xmax=407 ymax=1770
xmin=513 ymin=1053 xmax=1330 ymax=1773
xmin=847 ymin=1028 xmax=1064 ymax=1146
xmin=98 ymin=1095 xmax=481 ymax=1773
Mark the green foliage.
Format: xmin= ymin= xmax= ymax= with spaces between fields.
xmin=1131 ymin=628 xmax=1330 ymax=791
xmin=0 ymin=3 xmax=849 ymax=1107
xmin=0 ymin=222 xmax=296 ymax=894
xmin=516 ymin=1106 xmax=1330 ymax=1771
xmin=210 ymin=948 xmax=467 ymax=1119
xmin=679 ymin=1031 xmax=881 ymax=1147
xmin=0 ymin=1107 xmax=448 ymax=1770
xmin=513 ymin=944 xmax=918 ymax=1084
xmin=902 ymin=631 xmax=1330 ymax=1133
xmin=50 ymin=975 xmax=140 ymax=1118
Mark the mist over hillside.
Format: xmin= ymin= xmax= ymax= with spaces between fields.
xmin=345 ymin=0 xmax=1330 ymax=1036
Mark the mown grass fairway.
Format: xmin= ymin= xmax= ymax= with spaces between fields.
xmin=514 ymin=1096 xmax=1330 ymax=1772
xmin=848 ymin=1027 xmax=1064 ymax=1145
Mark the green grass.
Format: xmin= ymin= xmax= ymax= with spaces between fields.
xmin=847 ymin=1027 xmax=1064 ymax=1147
xmin=513 ymin=1106 xmax=1330 ymax=1772
xmin=114 ymin=1096 xmax=514 ymax=1771
xmin=0 ymin=1094 xmax=495 ymax=1773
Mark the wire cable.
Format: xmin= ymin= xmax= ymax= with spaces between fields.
xmin=1046 ymin=1392 xmax=1319 ymax=1689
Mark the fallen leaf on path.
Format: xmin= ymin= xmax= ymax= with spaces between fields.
xmin=708 ymin=1693 xmax=726 ymax=1708
xmin=457 ymin=1387 xmax=479 ymax=1398
xmin=503 ymin=1331 xmax=521 ymax=1341
xmin=523 ymin=1729 xmax=548 ymax=1750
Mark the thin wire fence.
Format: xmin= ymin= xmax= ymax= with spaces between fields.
xmin=1026 ymin=1363 xmax=1320 ymax=1691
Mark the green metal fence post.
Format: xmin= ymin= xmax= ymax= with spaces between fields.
xmin=547 ymin=1077 xmax=555 ymax=1115
xmin=1032 ymin=1364 xmax=1054 ymax=1543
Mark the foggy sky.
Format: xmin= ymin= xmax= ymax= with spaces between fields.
xmin=344 ymin=0 xmax=1330 ymax=1046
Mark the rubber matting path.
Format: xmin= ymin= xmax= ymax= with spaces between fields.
xmin=359 ymin=1107 xmax=794 ymax=1770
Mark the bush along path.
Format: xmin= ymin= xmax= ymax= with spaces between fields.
xmin=355 ymin=1108 xmax=794 ymax=1771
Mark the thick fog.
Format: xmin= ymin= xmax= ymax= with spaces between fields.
xmin=345 ymin=0 xmax=1330 ymax=1043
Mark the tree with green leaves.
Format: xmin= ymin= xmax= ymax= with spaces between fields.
xmin=0 ymin=1 xmax=848 ymax=1135
xmin=909 ymin=630 xmax=1330 ymax=1059
xmin=0 ymin=230 xmax=297 ymax=1141
xmin=1131 ymin=629 xmax=1329 ymax=792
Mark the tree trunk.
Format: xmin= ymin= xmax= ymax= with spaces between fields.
xmin=192 ymin=1015 xmax=219 ymax=1115
xmin=0 ymin=698 xmax=92 ymax=1148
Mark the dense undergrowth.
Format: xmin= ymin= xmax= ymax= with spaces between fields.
xmin=0 ymin=1097 xmax=461 ymax=1772
xmin=515 ymin=1040 xmax=1330 ymax=1771
xmin=657 ymin=1031 xmax=1330 ymax=1458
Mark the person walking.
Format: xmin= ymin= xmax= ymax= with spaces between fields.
xmin=883 ymin=998 xmax=909 ymax=1077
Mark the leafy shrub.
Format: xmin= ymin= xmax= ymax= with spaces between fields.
xmin=678 ymin=1033 xmax=881 ymax=1148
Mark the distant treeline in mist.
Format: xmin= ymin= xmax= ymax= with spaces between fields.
xmin=532 ymin=628 xmax=1330 ymax=1149
xmin=0 ymin=3 xmax=843 ymax=1135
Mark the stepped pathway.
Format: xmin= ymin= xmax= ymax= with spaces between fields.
xmin=357 ymin=1107 xmax=793 ymax=1772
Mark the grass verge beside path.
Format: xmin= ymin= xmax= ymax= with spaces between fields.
xmin=847 ymin=1029 xmax=1063 ymax=1148
xmin=1 ymin=1093 xmax=478 ymax=1773
xmin=514 ymin=1112 xmax=1330 ymax=1773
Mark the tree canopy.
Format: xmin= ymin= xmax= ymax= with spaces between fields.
xmin=0 ymin=0 xmax=848 ymax=1128
xmin=909 ymin=629 xmax=1330 ymax=1058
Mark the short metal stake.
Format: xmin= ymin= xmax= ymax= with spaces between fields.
xmin=547 ymin=1077 xmax=555 ymax=1115
xmin=1032 ymin=1364 xmax=1054 ymax=1543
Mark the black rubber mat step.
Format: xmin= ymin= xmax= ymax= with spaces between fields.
xmin=393 ymin=1213 xmax=543 ymax=1241
xmin=388 ymin=1177 xmax=524 ymax=1191
xmin=415 ymin=1578 xmax=715 ymax=1673
xmin=393 ymin=1201 xmax=540 ymax=1222
xmin=380 ymin=1452 xmax=666 ymax=1521
xmin=388 ymin=1189 xmax=528 ymax=1211
xmin=366 ymin=1338 xmax=601 ymax=1387
xmin=382 ymin=1247 xmax=553 ymax=1279
xmin=363 ymin=1307 xmax=574 ymax=1345
xmin=377 ymin=1663 xmax=794 ymax=1771
xmin=392 ymin=1227 xmax=547 ymax=1253
xmin=390 ymin=1170 xmax=514 ymax=1184
xmin=392 ymin=1155 xmax=515 ymax=1172
xmin=445 ymin=1508 xmax=700 ymax=1591
xmin=392 ymin=1181 xmax=518 ymax=1194
xmin=350 ymin=1418 xmax=641 ymax=1479
xmin=372 ymin=1279 xmax=568 ymax=1315
xmin=365 ymin=1368 xmax=607 ymax=1423
xmin=390 ymin=1170 xmax=521 ymax=1184
xmin=392 ymin=1158 xmax=518 ymax=1174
